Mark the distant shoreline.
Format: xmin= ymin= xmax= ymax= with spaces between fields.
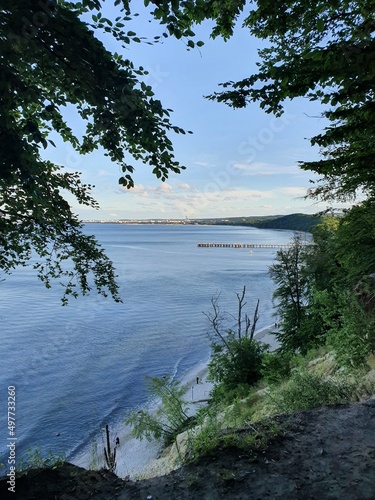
xmin=82 ymin=212 xmax=322 ymax=233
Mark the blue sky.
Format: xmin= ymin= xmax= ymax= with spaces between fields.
xmin=47 ymin=4 xmax=353 ymax=220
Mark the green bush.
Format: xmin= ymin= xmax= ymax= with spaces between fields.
xmin=187 ymin=413 xmax=222 ymax=461
xmin=326 ymin=293 xmax=374 ymax=368
xmin=17 ymin=449 xmax=66 ymax=474
xmin=188 ymin=418 xmax=282 ymax=462
xmin=261 ymin=351 xmax=293 ymax=383
xmin=267 ymin=370 xmax=369 ymax=414
xmin=209 ymin=383 xmax=254 ymax=406
xmin=208 ymin=335 xmax=268 ymax=393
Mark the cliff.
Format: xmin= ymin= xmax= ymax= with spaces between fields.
xmin=2 ymin=398 xmax=375 ymax=499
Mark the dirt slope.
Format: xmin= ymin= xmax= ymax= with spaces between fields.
xmin=2 ymin=399 xmax=374 ymax=499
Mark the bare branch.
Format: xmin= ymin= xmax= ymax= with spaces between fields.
xmin=202 ymin=294 xmax=231 ymax=351
xmin=236 ymin=285 xmax=247 ymax=339
xmin=244 ymin=312 xmax=251 ymax=338
xmin=204 ymin=287 xmax=261 ymax=346
xmin=250 ymin=299 xmax=260 ymax=341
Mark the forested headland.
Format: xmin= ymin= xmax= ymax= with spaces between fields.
xmin=192 ymin=212 xmax=324 ymax=233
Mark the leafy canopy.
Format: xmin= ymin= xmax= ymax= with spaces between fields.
xmin=3 ymin=0 xmax=374 ymax=301
xmin=0 ymin=0 xmax=190 ymax=302
xmin=154 ymin=0 xmax=375 ymax=202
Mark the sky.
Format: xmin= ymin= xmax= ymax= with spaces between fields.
xmin=46 ymin=3 xmax=353 ymax=220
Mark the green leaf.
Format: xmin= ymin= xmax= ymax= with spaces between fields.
xmin=0 ymin=0 xmax=191 ymax=303
xmin=317 ymin=18 xmax=325 ymax=32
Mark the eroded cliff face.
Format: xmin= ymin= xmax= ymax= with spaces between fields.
xmin=2 ymin=399 xmax=375 ymax=500
xmin=134 ymin=429 xmax=191 ymax=480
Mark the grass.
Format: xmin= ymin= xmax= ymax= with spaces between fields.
xmin=267 ymin=367 xmax=375 ymax=415
xmin=16 ymin=448 xmax=66 ymax=475
xmin=185 ymin=351 xmax=375 ymax=463
xmin=187 ymin=415 xmax=282 ymax=463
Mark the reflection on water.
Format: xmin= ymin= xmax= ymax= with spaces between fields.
xmin=0 ymin=224 xmax=294 ymax=466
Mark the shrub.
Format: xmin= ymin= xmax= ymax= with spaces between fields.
xmin=209 ymin=383 xmax=253 ymax=406
xmin=261 ymin=351 xmax=293 ymax=383
xmin=124 ymin=377 xmax=195 ymax=447
xmin=267 ymin=369 xmax=374 ymax=414
xmin=208 ymin=335 xmax=268 ymax=393
xmin=17 ymin=449 xmax=66 ymax=474
xmin=205 ymin=286 xmax=267 ymax=396
xmin=326 ymin=293 xmax=374 ymax=368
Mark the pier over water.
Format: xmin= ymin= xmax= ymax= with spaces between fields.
xmin=197 ymin=242 xmax=293 ymax=249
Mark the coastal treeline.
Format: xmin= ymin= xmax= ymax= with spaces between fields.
xmin=125 ymin=209 xmax=374 ymax=464
xmin=122 ymin=0 xmax=375 ymax=455
xmin=192 ymin=213 xmax=323 ymax=233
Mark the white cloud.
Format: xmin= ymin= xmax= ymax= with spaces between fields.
xmin=276 ymin=186 xmax=308 ymax=197
xmin=233 ymin=162 xmax=302 ymax=176
xmin=157 ymin=182 xmax=173 ymax=192
xmin=107 ymin=181 xmax=332 ymax=219
xmin=130 ymin=184 xmax=149 ymax=198
xmin=115 ymin=182 xmax=175 ymax=199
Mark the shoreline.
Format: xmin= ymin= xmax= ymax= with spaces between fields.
xmin=73 ymin=323 xmax=278 ymax=479
xmin=71 ymin=356 xmax=214 ymax=479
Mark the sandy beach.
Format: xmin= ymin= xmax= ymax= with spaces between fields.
xmin=73 ymin=323 xmax=278 ymax=479
xmin=72 ymin=357 xmax=214 ymax=479
xmin=110 ymin=359 xmax=214 ymax=479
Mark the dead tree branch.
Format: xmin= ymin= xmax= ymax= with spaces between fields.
xmin=250 ymin=299 xmax=260 ymax=341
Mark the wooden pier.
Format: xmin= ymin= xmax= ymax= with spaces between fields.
xmin=197 ymin=242 xmax=293 ymax=249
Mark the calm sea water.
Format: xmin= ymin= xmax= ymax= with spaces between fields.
xmin=0 ymin=224 xmax=294 ymax=468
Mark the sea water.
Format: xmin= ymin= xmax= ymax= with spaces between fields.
xmin=0 ymin=224 xmax=294 ymax=471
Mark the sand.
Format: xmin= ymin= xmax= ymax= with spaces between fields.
xmin=73 ymin=324 xmax=278 ymax=479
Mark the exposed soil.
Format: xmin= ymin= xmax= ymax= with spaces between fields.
xmin=2 ymin=399 xmax=375 ymax=499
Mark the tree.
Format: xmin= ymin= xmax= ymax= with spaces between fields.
xmin=0 ymin=0 xmax=189 ymax=302
xmin=197 ymin=0 xmax=375 ymax=203
xmin=325 ymin=288 xmax=374 ymax=367
xmin=286 ymin=205 xmax=375 ymax=367
xmin=269 ymin=234 xmax=314 ymax=354
xmin=307 ymin=215 xmax=342 ymax=293
xmin=335 ymin=199 xmax=375 ymax=285
xmin=142 ymin=0 xmax=374 ymax=202
xmin=204 ymin=286 xmax=267 ymax=392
